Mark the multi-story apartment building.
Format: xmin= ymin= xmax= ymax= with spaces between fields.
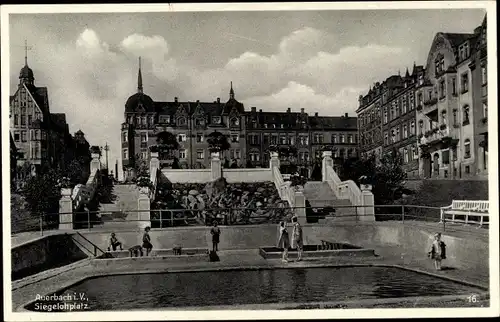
xmin=417 ymin=16 xmax=487 ymax=179
xmin=9 ymin=56 xmax=91 ymax=182
xmin=246 ymin=108 xmax=357 ymax=177
xmin=382 ymin=65 xmax=424 ymax=179
xmin=122 ymin=60 xmax=358 ymax=179
xmin=356 ymin=83 xmax=383 ymax=162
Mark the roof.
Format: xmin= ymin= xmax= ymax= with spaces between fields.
xmin=125 ymin=92 xmax=155 ymax=113
xmin=24 ymin=84 xmax=50 ymax=114
xmin=50 ymin=113 xmax=69 ymax=132
xmin=249 ymin=111 xmax=301 ymax=126
xmin=308 ymin=116 xmax=357 ymax=130
xmin=442 ymin=32 xmax=476 ymax=48
xmin=153 ymin=101 xmax=225 ymax=116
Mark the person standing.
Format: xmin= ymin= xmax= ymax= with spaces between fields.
xmin=428 ymin=232 xmax=446 ymax=270
xmin=142 ymin=226 xmax=153 ymax=256
xmin=291 ymin=216 xmax=304 ymax=261
xmin=277 ymin=221 xmax=290 ymax=262
xmin=210 ymin=221 xmax=221 ymax=252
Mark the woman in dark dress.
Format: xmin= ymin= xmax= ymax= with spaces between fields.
xmin=210 ymin=221 xmax=221 ymax=252
xmin=142 ymin=226 xmax=153 ymax=256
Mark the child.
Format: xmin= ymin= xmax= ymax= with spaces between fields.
xmin=291 ymin=216 xmax=304 ymax=261
xmin=428 ymin=232 xmax=446 ymax=270
xmin=210 ymin=221 xmax=221 ymax=252
xmin=107 ymin=232 xmax=123 ymax=251
xmin=129 ymin=245 xmax=144 ymax=257
xmin=142 ymin=226 xmax=153 ymax=256
xmin=277 ymin=221 xmax=290 ymax=262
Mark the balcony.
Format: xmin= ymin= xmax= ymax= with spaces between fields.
xmin=420 ymin=127 xmax=451 ymax=146
xmin=423 ymin=98 xmax=438 ymax=106
xmin=482 ymin=85 xmax=488 ymax=97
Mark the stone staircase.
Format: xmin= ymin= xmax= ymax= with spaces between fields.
xmin=98 ymin=184 xmax=142 ymax=230
xmin=303 ymin=181 xmax=357 ymax=223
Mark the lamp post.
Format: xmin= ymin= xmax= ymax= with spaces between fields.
xmin=103 ymin=142 xmax=109 ymax=170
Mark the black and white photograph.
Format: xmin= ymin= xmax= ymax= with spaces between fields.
xmin=2 ymin=2 xmax=498 ymax=320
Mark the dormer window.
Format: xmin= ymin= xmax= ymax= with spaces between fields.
xmin=212 ymin=116 xmax=221 ymax=124
xmin=195 ymin=118 xmax=205 ymax=126
xmin=230 ymin=117 xmax=239 ymax=126
xmin=177 ymin=117 xmax=186 ymax=126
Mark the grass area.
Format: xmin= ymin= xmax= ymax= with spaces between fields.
xmin=11 ymin=194 xmax=40 ymax=234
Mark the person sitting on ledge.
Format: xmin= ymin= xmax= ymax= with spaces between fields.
xmin=107 ymin=232 xmax=123 ymax=251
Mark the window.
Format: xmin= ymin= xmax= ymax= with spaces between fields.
xmin=287 ymin=136 xmax=295 ymax=145
xmin=339 ymin=148 xmax=345 ymax=159
xmin=230 ymin=133 xmax=239 ymax=143
xmin=384 ymin=132 xmax=389 ymax=145
xmin=348 ymin=135 xmax=353 ymax=143
xmin=196 ymin=149 xmax=204 ymax=160
xmin=453 ymin=109 xmax=458 ymax=125
xmin=235 ymin=149 xmax=241 ymax=159
xmin=263 ymin=134 xmax=269 ymax=145
xmin=442 ymin=150 xmax=450 ymax=165
xmin=441 ymin=110 xmax=447 ymax=125
xmin=403 ymin=125 xmax=408 ymax=139
xmin=270 ymin=134 xmax=278 ymax=145
xmin=177 ymin=117 xmax=186 ymax=126
xmin=230 ymin=118 xmax=239 ymax=126
xmin=452 ymin=78 xmax=457 ymax=95
xmin=463 ymin=106 xmax=470 ymax=125
xmin=178 ymin=134 xmax=187 ymax=142
xmin=249 ymin=152 xmax=260 ymax=161
xmin=383 ymin=107 xmax=388 ymax=124
xmin=390 ymin=106 xmax=395 ymax=120
xmin=402 ymin=96 xmax=407 ymax=114
xmin=212 ymin=115 xmax=221 ymax=124
xmin=464 ymin=139 xmax=471 ymax=158
xmin=461 ymin=72 xmax=469 ymax=93
xmin=14 ymin=132 xmax=20 ymax=142
xmin=195 ymin=118 xmax=205 ymax=126
xmin=418 ymin=93 xmax=423 ymax=106
xmin=141 ymin=133 xmax=147 ymax=142
xmin=410 ymin=121 xmax=415 ymax=135
xmin=196 ymin=133 xmax=204 ymax=143
xmin=340 ymin=134 xmax=345 ymax=143
xmin=391 ymin=130 xmax=395 ymax=143
xmin=481 ymin=66 xmax=487 ymax=85
xmin=465 ymin=165 xmax=470 ymax=174
xmin=150 ymin=115 xmax=155 ymax=125
xmin=403 ymin=148 xmax=409 ymax=163
xmin=439 ymin=80 xmax=446 ymax=98
xmin=412 ymin=145 xmax=418 ymax=159
xmin=179 ymin=149 xmax=186 ymax=159
xmin=280 ymin=134 xmax=286 ymax=145
xmin=331 ymin=134 xmax=337 ymax=143
xmin=21 ymin=115 xmax=26 ymax=126
xmin=396 ymin=127 xmax=400 ymax=141
xmin=14 ymin=114 xmax=19 ymax=126
xmin=123 ymin=149 xmax=128 ymax=160
xmin=141 ymin=151 xmax=148 ymax=160
xmin=122 ymin=132 xmax=127 ymax=142
xmin=354 ymin=134 xmax=358 ymax=143
xmin=483 ymin=103 xmax=488 ymax=118
xmin=418 ymin=120 xmax=424 ymax=131
xmin=21 ymin=131 xmax=27 ymax=142
xmin=27 ymin=115 xmax=33 ymax=125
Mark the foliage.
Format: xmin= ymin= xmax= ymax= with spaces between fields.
xmin=310 ymin=160 xmax=322 ymax=181
xmin=21 ymin=167 xmax=62 ymax=217
xmin=207 ymin=131 xmax=231 ymax=153
xmin=135 ymin=153 xmax=150 ymax=177
xmin=172 ymin=157 xmax=181 ymax=169
xmin=149 ymin=145 xmax=160 ymax=153
xmin=289 ymin=173 xmax=307 ymax=188
xmin=90 ymin=145 xmax=101 ymax=155
xmin=245 ymin=160 xmax=254 ymax=168
xmin=66 ymin=159 xmax=87 ymax=185
xmin=136 ymin=176 xmax=154 ymax=190
xmin=268 ymin=145 xmax=279 ymax=153
xmin=156 ymin=131 xmax=179 ymax=154
xmin=337 ymin=150 xmax=406 ymax=205
xmin=223 ymin=158 xmax=230 ymax=168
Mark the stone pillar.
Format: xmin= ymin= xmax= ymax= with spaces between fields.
xmin=360 ymin=184 xmax=375 ymax=222
xmin=90 ymin=152 xmax=101 ymax=174
xmin=59 ymin=188 xmax=73 ymax=230
xmin=269 ymin=151 xmax=280 ymax=169
xmin=210 ymin=152 xmax=222 ymax=180
xmin=150 ymin=151 xmax=160 ymax=173
xmin=293 ymin=190 xmax=307 ymax=225
xmin=138 ymin=187 xmax=151 ymax=229
xmin=322 ymin=151 xmax=333 ymax=182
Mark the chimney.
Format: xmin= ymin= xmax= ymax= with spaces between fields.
xmin=259 ymin=109 xmax=262 ymax=113
xmin=251 ymin=107 xmax=256 ymax=112
xmin=287 ymin=108 xmax=291 ymax=113
xmin=196 ymin=100 xmax=200 ymax=104
xmin=174 ymin=97 xmax=178 ymax=103
xmin=300 ymin=108 xmax=305 ymax=114
xmin=345 ymin=113 xmax=348 ymax=117
xmin=217 ymin=97 xmax=220 ymax=103
xmin=314 ymin=112 xmax=318 ymax=117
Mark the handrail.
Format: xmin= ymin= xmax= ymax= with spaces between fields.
xmin=70 ymin=231 xmax=108 ymax=257
xmin=72 ymin=168 xmax=100 ymax=210
xmin=325 ymin=165 xmax=362 ymax=206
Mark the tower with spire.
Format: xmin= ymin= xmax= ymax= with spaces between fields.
xmin=229 ymin=81 xmax=235 ymax=99
xmin=19 ymin=40 xmax=34 ymax=86
xmin=137 ymin=56 xmax=143 ymax=94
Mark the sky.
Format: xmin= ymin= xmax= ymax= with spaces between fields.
xmin=8 ymin=8 xmax=486 ymax=175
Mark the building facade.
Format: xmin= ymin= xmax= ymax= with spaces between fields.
xmin=9 ymin=57 xmax=91 ymax=182
xmin=122 ymin=61 xmax=358 ymax=179
xmin=417 ymin=16 xmax=488 ymax=179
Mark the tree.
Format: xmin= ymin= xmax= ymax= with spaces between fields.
xmin=135 ymin=153 xmax=150 ymax=177
xmin=65 ymin=159 xmax=87 ymax=186
xmin=22 ymin=167 xmax=62 ymax=223
xmin=156 ymin=131 xmax=180 ymax=160
xmin=207 ymin=131 xmax=231 ymax=153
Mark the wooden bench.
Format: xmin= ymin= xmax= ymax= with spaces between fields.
xmin=440 ymin=200 xmax=489 ymax=226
